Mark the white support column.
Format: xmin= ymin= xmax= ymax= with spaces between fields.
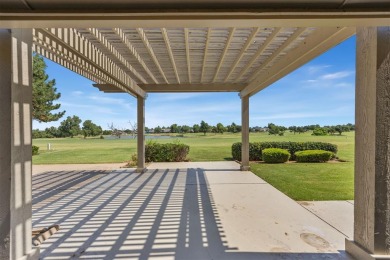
xmin=346 ymin=26 xmax=390 ymax=259
xmin=0 ymin=29 xmax=39 ymax=259
xmin=137 ymin=95 xmax=146 ymax=173
xmin=241 ymin=95 xmax=250 ymax=171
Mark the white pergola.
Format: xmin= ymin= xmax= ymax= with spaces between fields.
xmin=1 ymin=1 xmax=390 ymax=259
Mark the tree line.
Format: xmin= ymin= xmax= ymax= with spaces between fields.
xmin=268 ymin=123 xmax=355 ymax=136
xmin=33 ymin=116 xmax=103 ymax=138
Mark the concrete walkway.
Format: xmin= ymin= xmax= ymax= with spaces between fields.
xmin=32 ymin=162 xmax=353 ymax=259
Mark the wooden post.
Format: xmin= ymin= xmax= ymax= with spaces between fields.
xmin=137 ymin=95 xmax=145 ymax=172
xmin=0 ymin=29 xmax=39 ymax=260
xmin=241 ymin=95 xmax=250 ymax=171
xmin=346 ymin=26 xmax=390 ymax=259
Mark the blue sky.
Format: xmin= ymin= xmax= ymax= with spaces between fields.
xmin=33 ymin=36 xmax=356 ymax=130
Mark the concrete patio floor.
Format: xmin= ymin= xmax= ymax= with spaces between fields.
xmin=32 ymin=162 xmax=353 ymax=259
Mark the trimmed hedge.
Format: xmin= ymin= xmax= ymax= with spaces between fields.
xmin=145 ymin=141 xmax=190 ymax=162
xmin=262 ymin=148 xmax=290 ymax=163
xmin=232 ymin=141 xmax=337 ymax=161
xmin=32 ymin=145 xmax=39 ymax=156
xmin=295 ymin=150 xmax=333 ymax=163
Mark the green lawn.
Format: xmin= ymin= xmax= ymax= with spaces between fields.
xmin=33 ymin=131 xmax=354 ymax=201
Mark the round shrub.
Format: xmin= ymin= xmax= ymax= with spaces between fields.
xmin=32 ymin=145 xmax=39 ymax=156
xmin=262 ymin=148 xmax=290 ymax=163
xmin=295 ymin=150 xmax=333 ymax=163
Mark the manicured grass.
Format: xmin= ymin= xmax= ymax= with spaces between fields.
xmin=250 ymin=162 xmax=353 ymax=201
xmin=33 ymin=131 xmax=354 ymax=201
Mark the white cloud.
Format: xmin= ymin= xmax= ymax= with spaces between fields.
xmin=320 ymin=71 xmax=353 ymax=80
xmin=71 ymin=91 xmax=84 ymax=96
xmin=306 ymin=65 xmax=331 ymax=74
xmin=334 ymin=82 xmax=353 ymax=88
xmin=305 ymin=79 xmax=318 ymax=83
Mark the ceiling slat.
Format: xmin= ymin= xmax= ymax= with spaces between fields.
xmin=114 ymin=28 xmax=159 ymax=84
xmin=223 ymin=27 xmax=260 ymax=82
xmin=247 ymin=27 xmax=307 ymax=82
xmin=87 ymin=28 xmax=147 ymax=84
xmin=137 ymin=28 xmax=169 ymax=84
xmin=184 ymin=28 xmax=192 ymax=83
xmin=234 ymin=27 xmax=282 ymax=82
xmin=161 ymin=28 xmax=180 ymax=84
xmin=212 ymin=27 xmax=235 ymax=83
xmin=201 ymin=28 xmax=212 ymax=82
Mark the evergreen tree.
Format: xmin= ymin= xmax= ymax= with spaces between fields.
xmin=32 ymin=54 xmax=65 ymax=122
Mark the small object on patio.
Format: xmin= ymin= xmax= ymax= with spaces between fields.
xmin=32 ymin=224 xmax=60 ymax=246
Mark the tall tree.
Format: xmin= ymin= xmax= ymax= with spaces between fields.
xmin=82 ymin=120 xmax=102 ymax=138
xmin=199 ymin=120 xmax=210 ymax=136
xmin=32 ymin=54 xmax=65 ymax=122
xmin=58 ymin=116 xmax=82 ymax=137
xmin=192 ymin=124 xmax=200 ymax=133
xmin=216 ymin=123 xmax=226 ymax=134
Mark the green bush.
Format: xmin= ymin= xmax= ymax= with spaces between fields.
xmin=312 ymin=127 xmax=328 ymax=136
xmin=32 ymin=145 xmax=39 ymax=156
xmin=295 ymin=150 xmax=333 ymax=163
xmin=231 ymin=142 xmax=337 ymax=161
xmin=145 ymin=141 xmax=190 ymax=162
xmin=262 ymin=148 xmax=290 ymax=163
xmin=232 ymin=142 xmax=263 ymax=161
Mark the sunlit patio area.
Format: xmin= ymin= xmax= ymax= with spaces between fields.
xmin=33 ymin=162 xmax=352 ymax=259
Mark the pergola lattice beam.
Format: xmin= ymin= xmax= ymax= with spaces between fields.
xmin=223 ymin=27 xmax=259 ymax=82
xmin=161 ymin=28 xmax=181 ymax=83
xmin=184 ymin=28 xmax=192 ymax=83
xmin=139 ymin=83 xmax=246 ymax=92
xmin=34 ymin=28 xmax=146 ymax=97
xmin=247 ymin=27 xmax=307 ymax=82
xmin=201 ymin=28 xmax=212 ymax=82
xmin=241 ymin=26 xmax=356 ymax=97
xmin=113 ymin=28 xmax=159 ymax=84
xmin=137 ymin=28 xmax=169 ymax=84
xmin=87 ymin=28 xmax=148 ymax=84
xmin=212 ymin=27 xmax=235 ymax=82
xmin=234 ymin=27 xmax=282 ymax=81
xmin=2 ymin=12 xmax=390 ymax=28
xmin=33 ymin=29 xmax=133 ymax=94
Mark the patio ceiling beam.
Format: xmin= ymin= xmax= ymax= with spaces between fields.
xmin=139 ymin=83 xmax=246 ymax=92
xmin=137 ymin=28 xmax=169 ymax=84
xmin=184 ymin=28 xmax=191 ymax=83
xmin=241 ymin=26 xmax=356 ymax=97
xmin=224 ymin=27 xmax=259 ymax=82
xmin=234 ymin=27 xmax=282 ymax=81
xmin=87 ymin=28 xmax=148 ymax=84
xmin=113 ymin=28 xmax=159 ymax=84
xmin=93 ymin=83 xmax=125 ymax=93
xmin=212 ymin=27 xmax=235 ymax=82
xmin=161 ymin=28 xmax=180 ymax=83
xmin=2 ymin=12 xmax=390 ymax=28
